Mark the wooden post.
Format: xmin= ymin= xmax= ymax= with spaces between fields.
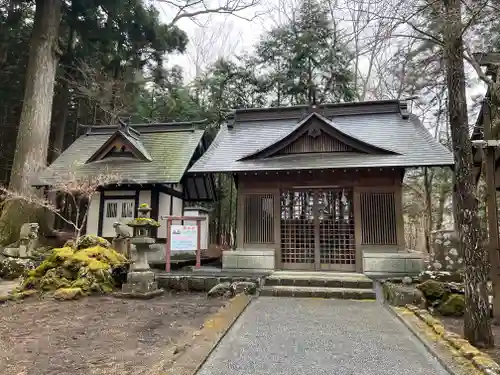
xmin=165 ymin=219 xmax=171 ymax=273
xmin=474 ymin=53 xmax=500 ymax=320
xmin=161 ymin=215 xmax=207 ymax=273
xmin=483 ymin=97 xmax=500 ymax=319
xmin=196 ymin=220 xmax=201 ymax=269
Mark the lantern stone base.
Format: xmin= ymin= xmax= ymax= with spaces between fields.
xmin=116 ymin=270 xmax=164 ymax=299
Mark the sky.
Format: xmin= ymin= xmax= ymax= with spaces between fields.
xmin=153 ymin=0 xmax=487 ymax=126
xmin=155 ymin=1 xmax=269 ymax=81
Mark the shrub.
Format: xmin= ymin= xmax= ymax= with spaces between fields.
xmin=416 ymin=279 xmax=448 ymax=302
xmin=438 ymin=294 xmax=465 ymax=317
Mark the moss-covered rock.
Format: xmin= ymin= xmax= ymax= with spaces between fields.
xmin=438 ymin=294 xmax=465 ymax=317
xmin=75 ymin=235 xmax=111 ymax=250
xmin=127 ymin=217 xmax=160 ymax=227
xmin=30 ymin=246 xmax=52 ymax=261
xmin=383 ymin=282 xmax=426 ymax=307
xmin=0 ymin=289 xmax=37 ymax=304
xmin=0 ymin=257 xmax=35 ymax=280
xmin=417 ymin=279 xmax=448 ymax=302
xmin=20 ymin=245 xmax=128 ymax=298
xmin=53 ymin=287 xmax=85 ymax=300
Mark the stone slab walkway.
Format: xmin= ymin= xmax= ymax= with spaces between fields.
xmin=197 ymin=298 xmax=450 ymax=375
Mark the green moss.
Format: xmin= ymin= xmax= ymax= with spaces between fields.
xmin=9 ymin=289 xmax=37 ymax=301
xmin=87 ymin=259 xmax=110 ymax=271
xmin=53 ymin=287 xmax=85 ymax=300
xmin=417 ymin=280 xmax=448 ymax=302
xmin=75 ymin=235 xmax=111 ymax=250
xmin=127 ymin=217 xmax=160 ymax=227
xmin=70 ymin=277 xmax=92 ymax=291
xmin=21 ymin=244 xmax=128 ymax=299
xmin=438 ymin=294 xmax=465 ymax=316
xmin=63 ymin=240 xmax=75 ymax=248
xmin=139 ymin=203 xmax=150 ymax=208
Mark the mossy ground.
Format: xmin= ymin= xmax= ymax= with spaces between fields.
xmin=21 ymin=240 xmax=128 ymax=298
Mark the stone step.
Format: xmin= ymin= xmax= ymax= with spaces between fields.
xmin=264 ymin=275 xmax=373 ymax=289
xmin=260 ymin=285 xmax=376 ymax=299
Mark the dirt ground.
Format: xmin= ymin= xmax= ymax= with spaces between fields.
xmin=0 ymin=293 xmax=225 ymax=375
xmin=441 ymin=317 xmax=500 ymax=363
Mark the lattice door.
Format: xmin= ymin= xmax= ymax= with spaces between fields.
xmin=317 ymin=189 xmax=356 ymax=271
xmin=280 ymin=189 xmax=356 ymax=271
xmin=280 ymin=190 xmax=315 ymax=269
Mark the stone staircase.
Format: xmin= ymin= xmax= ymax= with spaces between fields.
xmin=260 ymin=271 xmax=376 ymax=299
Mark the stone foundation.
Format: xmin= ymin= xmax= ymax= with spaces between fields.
xmin=222 ymin=249 xmax=275 ymax=271
xmin=363 ymin=251 xmax=424 ymax=278
xmin=156 ymin=274 xmax=265 ymax=292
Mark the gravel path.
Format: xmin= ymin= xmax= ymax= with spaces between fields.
xmin=197 ymin=298 xmax=450 ymax=375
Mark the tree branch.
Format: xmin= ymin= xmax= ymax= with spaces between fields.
xmin=156 ymin=0 xmax=262 ymax=26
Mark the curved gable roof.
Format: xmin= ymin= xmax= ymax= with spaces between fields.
xmin=189 ymin=102 xmax=454 ymax=173
xmin=238 ymin=112 xmax=398 ymax=161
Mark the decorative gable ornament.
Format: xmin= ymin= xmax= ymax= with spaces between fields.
xmin=85 ymin=119 xmax=153 ymax=164
xmin=307 ymin=126 xmax=322 ymax=138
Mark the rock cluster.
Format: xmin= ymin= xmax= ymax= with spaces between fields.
xmin=19 ymin=235 xmax=128 ymax=300
xmin=207 ymin=281 xmax=258 ymax=298
xmin=416 ymin=279 xmax=465 ymax=316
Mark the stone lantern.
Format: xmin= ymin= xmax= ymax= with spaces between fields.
xmin=117 ymin=203 xmax=163 ymax=298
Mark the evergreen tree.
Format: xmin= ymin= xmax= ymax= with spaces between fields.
xmin=254 ymin=0 xmax=356 ymax=105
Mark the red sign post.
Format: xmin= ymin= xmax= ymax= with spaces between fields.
xmin=160 ymin=216 xmax=206 ymax=273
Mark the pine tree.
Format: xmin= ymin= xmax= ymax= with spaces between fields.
xmin=254 ymin=0 xmax=356 ymax=105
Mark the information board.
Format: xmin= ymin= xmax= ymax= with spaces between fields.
xmin=170 ymin=225 xmax=198 ymax=251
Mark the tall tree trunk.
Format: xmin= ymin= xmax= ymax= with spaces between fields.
xmin=51 ymin=25 xmax=76 ymax=162
xmin=0 ymin=0 xmax=62 ymax=244
xmin=443 ymin=0 xmax=492 ymax=347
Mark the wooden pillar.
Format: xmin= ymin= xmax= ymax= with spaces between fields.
xmin=353 ymin=187 xmax=363 ymax=273
xmin=236 ymin=187 xmax=245 ymax=249
xmin=274 ymin=189 xmax=282 ymax=269
xmin=483 ymin=98 xmax=500 ymax=320
xmin=394 ymin=183 xmax=405 ymax=251
xmin=313 ymin=190 xmax=320 ymax=270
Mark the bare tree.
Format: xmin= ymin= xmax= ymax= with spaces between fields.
xmin=358 ymin=0 xmax=496 ymax=345
xmin=185 ymin=17 xmax=242 ymax=79
xmin=155 ymin=0 xmax=262 ymax=26
xmin=1 ymin=166 xmax=121 ymax=242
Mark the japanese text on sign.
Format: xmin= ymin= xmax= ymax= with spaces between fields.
xmin=170 ymin=225 xmax=198 ymax=251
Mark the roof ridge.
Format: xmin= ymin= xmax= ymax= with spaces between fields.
xmin=232 ymin=99 xmax=400 ymax=114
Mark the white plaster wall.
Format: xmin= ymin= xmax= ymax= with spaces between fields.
xmin=157 ymin=188 xmax=184 ymax=239
xmin=158 ymin=192 xmax=171 ymax=239
xmin=138 ymin=190 xmax=151 ymax=207
xmin=173 ymin=197 xmax=183 ymax=216
xmin=173 ymin=184 xmax=183 ymax=216
xmin=86 ymin=192 xmax=100 ymax=235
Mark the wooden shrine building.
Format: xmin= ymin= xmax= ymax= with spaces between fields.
xmin=189 ymin=100 xmax=453 ymax=276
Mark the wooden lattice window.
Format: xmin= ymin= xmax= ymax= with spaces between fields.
xmin=360 ymin=192 xmax=397 ymax=245
xmin=244 ymin=194 xmax=275 ymax=243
